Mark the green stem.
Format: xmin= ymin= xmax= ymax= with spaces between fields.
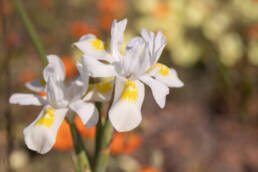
xmin=95 ymin=102 xmax=103 ymax=158
xmin=93 ymin=90 xmax=115 ymax=172
xmin=69 ymin=122 xmax=92 ymax=172
xmin=12 ymin=0 xmax=47 ymax=66
xmin=93 ymin=117 xmax=113 ymax=172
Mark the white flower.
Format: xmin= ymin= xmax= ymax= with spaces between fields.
xmin=80 ymin=19 xmax=184 ymax=132
xmin=73 ymin=31 xmax=117 ymax=102
xmin=9 ymin=55 xmax=98 ymax=154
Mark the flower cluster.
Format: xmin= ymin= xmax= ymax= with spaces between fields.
xmin=9 ymin=19 xmax=183 ymax=154
xmin=134 ymin=0 xmax=258 ymax=67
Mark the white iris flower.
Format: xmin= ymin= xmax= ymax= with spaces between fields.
xmin=9 ymin=55 xmax=98 ymax=154
xmin=76 ymin=19 xmax=184 ymax=132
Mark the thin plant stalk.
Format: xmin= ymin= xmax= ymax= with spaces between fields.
xmin=69 ymin=121 xmax=92 ymax=172
xmin=95 ymin=102 xmax=103 ymax=158
xmin=1 ymin=0 xmax=13 ymax=171
xmin=12 ymin=0 xmax=47 ymax=66
xmin=93 ymin=118 xmax=113 ymax=172
xmin=93 ymin=100 xmax=114 ymax=172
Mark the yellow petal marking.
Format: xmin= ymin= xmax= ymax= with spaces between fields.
xmin=95 ymin=82 xmax=113 ymax=94
xmin=40 ymin=78 xmax=46 ymax=86
xmin=88 ymin=81 xmax=113 ymax=94
xmin=90 ymin=38 xmax=106 ymax=51
xmin=145 ymin=63 xmax=170 ymax=76
xmin=35 ymin=107 xmax=56 ymax=128
xmin=121 ymin=80 xmax=138 ymax=104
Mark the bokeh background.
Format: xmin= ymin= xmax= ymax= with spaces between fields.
xmin=1 ymin=0 xmax=258 ymax=171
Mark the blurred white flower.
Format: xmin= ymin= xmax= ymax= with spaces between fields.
xmin=9 ymin=149 xmax=29 ymax=170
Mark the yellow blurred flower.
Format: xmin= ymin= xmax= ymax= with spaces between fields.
xmin=248 ymin=40 xmax=258 ymax=65
xmin=218 ymin=33 xmax=243 ymax=67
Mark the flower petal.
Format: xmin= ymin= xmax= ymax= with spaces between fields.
xmin=122 ymin=37 xmax=145 ymax=75
xmin=23 ymin=105 xmax=68 ymax=154
xmin=69 ymin=100 xmax=99 ymax=129
xmin=148 ymin=63 xmax=184 ymax=88
xmin=141 ymin=29 xmax=155 ymax=55
xmin=110 ymin=19 xmax=127 ymax=61
xmin=154 ymin=31 xmax=167 ymax=63
xmin=81 ymin=55 xmax=116 ymax=77
xmin=140 ymin=75 xmax=169 ymax=108
xmin=76 ymin=62 xmax=89 ymax=86
xmin=109 ymin=79 xmax=144 ymax=132
xmin=141 ymin=30 xmax=166 ymax=66
xmin=84 ymin=80 xmax=114 ymax=102
xmin=66 ymin=62 xmax=90 ymax=102
xmin=25 ymin=79 xmax=45 ymax=92
xmin=74 ymin=34 xmax=113 ymax=62
xmin=43 ymin=55 xmax=65 ymax=82
xmin=9 ymin=93 xmax=45 ymax=106
xmin=46 ymin=77 xmax=68 ymax=108
xmin=67 ymin=78 xmax=86 ymax=102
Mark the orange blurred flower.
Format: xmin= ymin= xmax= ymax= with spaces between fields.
xmin=110 ymin=132 xmax=142 ymax=155
xmin=70 ymin=22 xmax=98 ymax=39
xmin=151 ymin=2 xmax=171 ymax=19
xmin=97 ymin=0 xmax=126 ymax=31
xmin=138 ymin=167 xmax=162 ymax=172
xmin=98 ymin=14 xmax=115 ymax=31
xmin=97 ymin=0 xmax=125 ymax=16
xmin=37 ymin=91 xmax=47 ymax=97
xmin=246 ymin=24 xmax=258 ymax=40
xmin=19 ymin=69 xmax=37 ymax=84
xmin=53 ymin=119 xmax=74 ymax=151
xmin=53 ymin=116 xmax=96 ymax=151
xmin=61 ymin=56 xmax=78 ymax=78
xmin=75 ymin=116 xmax=96 ymax=139
xmin=39 ymin=0 xmax=54 ymax=8
xmin=5 ymin=32 xmax=21 ymax=49
xmin=0 ymin=1 xmax=13 ymax=16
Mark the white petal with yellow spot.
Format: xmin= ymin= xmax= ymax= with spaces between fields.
xmin=146 ymin=63 xmax=184 ymax=88
xmin=74 ymin=34 xmax=113 ymax=62
xmin=84 ymin=80 xmax=114 ymax=102
xmin=23 ymin=105 xmax=68 ymax=154
xmin=109 ymin=78 xmax=144 ymax=132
